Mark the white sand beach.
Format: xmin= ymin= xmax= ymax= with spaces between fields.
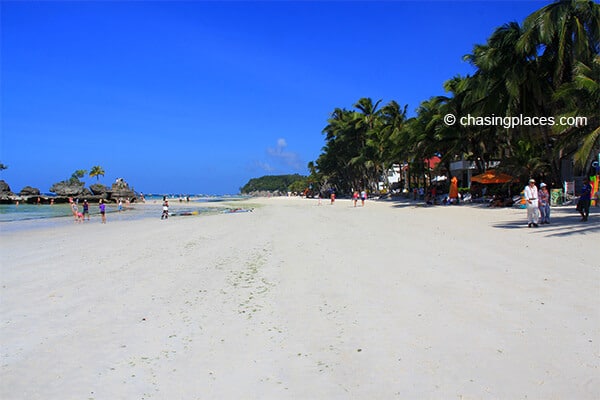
xmin=1 ymin=197 xmax=598 ymax=399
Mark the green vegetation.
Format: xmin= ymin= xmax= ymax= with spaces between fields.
xmin=240 ymin=174 xmax=308 ymax=193
xmin=89 ymin=165 xmax=105 ymax=181
xmin=288 ymin=177 xmax=310 ymax=193
xmin=309 ymin=0 xmax=599 ymax=194
xmin=69 ymin=169 xmax=87 ymax=183
xmin=53 ymin=166 xmax=105 ymax=187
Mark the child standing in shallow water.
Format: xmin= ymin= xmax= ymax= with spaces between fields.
xmin=99 ymin=199 xmax=106 ymax=224
xmin=82 ymin=200 xmax=90 ymax=221
xmin=69 ymin=198 xmax=82 ymax=223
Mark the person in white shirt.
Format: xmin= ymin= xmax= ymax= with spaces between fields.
xmin=524 ymin=178 xmax=540 ymax=227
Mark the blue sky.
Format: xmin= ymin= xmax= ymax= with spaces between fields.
xmin=1 ymin=0 xmax=547 ymax=195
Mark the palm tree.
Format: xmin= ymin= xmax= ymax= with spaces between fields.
xmin=553 ymin=55 xmax=600 ymax=169
xmin=319 ymin=107 xmax=361 ymax=193
xmin=366 ymin=101 xmax=408 ymax=192
xmin=519 ymin=0 xmax=600 ymax=88
xmin=352 ymin=98 xmax=383 ymax=191
xmin=309 ymin=2 xmax=599 ymax=192
xmin=379 ymin=101 xmax=408 ymax=163
xmin=518 ymin=0 xmax=600 ymax=179
xmin=464 ymin=22 xmax=555 ymax=178
xmin=89 ymin=165 xmax=105 ymax=181
xmin=499 ymin=139 xmax=550 ymax=182
xmin=405 ymin=97 xmax=447 ymax=188
xmin=354 ymin=98 xmax=383 ymax=131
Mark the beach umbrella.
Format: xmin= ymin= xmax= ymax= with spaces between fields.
xmin=471 ymin=170 xmax=516 ymax=185
xmin=449 ymin=176 xmax=459 ymax=199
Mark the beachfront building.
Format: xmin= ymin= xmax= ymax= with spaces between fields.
xmin=378 ymin=163 xmax=403 ymax=192
xmin=380 ymin=158 xmax=448 ymax=193
xmin=450 ymin=159 xmax=500 ymax=188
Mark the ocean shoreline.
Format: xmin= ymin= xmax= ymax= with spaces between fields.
xmin=0 ymin=196 xmax=253 ymax=233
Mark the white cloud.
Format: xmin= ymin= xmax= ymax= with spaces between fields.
xmin=266 ymin=138 xmax=303 ymax=170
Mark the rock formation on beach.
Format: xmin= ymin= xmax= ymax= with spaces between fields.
xmin=49 ymin=180 xmax=89 ymax=197
xmin=19 ymin=186 xmax=41 ymax=196
xmin=89 ymin=183 xmax=109 ymax=195
xmin=0 ymin=178 xmax=139 ymax=204
xmin=0 ymin=180 xmax=15 ymax=201
xmin=110 ymin=178 xmax=136 ymax=200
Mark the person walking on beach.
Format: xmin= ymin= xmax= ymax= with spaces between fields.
xmin=161 ymin=198 xmax=169 ymax=219
xmin=352 ymin=191 xmax=359 ymax=207
xmin=360 ymin=190 xmax=367 ymax=207
xmin=577 ymin=177 xmax=592 ymax=222
xmin=82 ymin=200 xmax=90 ymax=221
xmin=99 ymin=199 xmax=106 ymax=224
xmin=118 ymin=199 xmax=123 ymax=212
xmin=330 ymin=191 xmax=335 ymax=205
xmin=524 ymin=178 xmax=539 ymax=227
xmin=538 ymin=183 xmax=550 ymax=224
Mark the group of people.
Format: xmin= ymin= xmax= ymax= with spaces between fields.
xmin=352 ymin=190 xmax=367 ymax=207
xmin=523 ymin=179 xmax=550 ymax=227
xmin=524 ymin=177 xmax=593 ymax=227
xmin=69 ymin=198 xmax=107 ymax=224
xmin=315 ymin=190 xmax=368 ymax=206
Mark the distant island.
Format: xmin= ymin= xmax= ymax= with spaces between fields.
xmin=240 ymin=174 xmax=308 ymax=195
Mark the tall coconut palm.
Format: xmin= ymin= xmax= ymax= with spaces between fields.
xmin=404 ymin=97 xmax=448 ymax=187
xmin=354 ymin=98 xmax=382 ymax=130
xmin=352 ymin=98 xmax=383 ymax=190
xmin=518 ymin=0 xmax=599 ymax=179
xmin=554 ymin=55 xmax=600 ymax=169
xmin=369 ymin=101 xmax=408 ymax=191
xmin=465 ymin=22 xmax=556 ymax=177
xmin=519 ymin=0 xmax=600 ymax=88
xmin=309 ymin=2 xmax=599 ymax=192
xmin=320 ymin=107 xmax=363 ymax=192
xmin=379 ymin=101 xmax=408 ymax=165
xmin=89 ymin=165 xmax=105 ymax=181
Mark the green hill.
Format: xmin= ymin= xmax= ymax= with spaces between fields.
xmin=240 ymin=174 xmax=307 ymax=194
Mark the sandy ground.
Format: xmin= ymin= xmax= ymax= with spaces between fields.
xmin=1 ymin=197 xmax=598 ymax=399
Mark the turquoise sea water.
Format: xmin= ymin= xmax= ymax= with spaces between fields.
xmin=0 ymin=195 xmax=248 ymax=232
